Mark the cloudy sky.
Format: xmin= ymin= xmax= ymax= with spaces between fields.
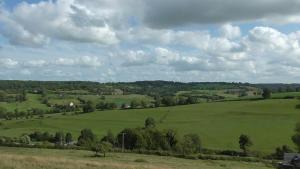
xmin=1 ymin=0 xmax=300 ymax=83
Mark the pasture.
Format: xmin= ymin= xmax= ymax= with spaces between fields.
xmin=1 ymin=98 xmax=299 ymax=153
xmin=0 ymin=94 xmax=49 ymax=112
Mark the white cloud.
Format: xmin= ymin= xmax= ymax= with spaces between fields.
xmin=0 ymin=58 xmax=18 ymax=68
xmin=1 ymin=0 xmax=300 ymax=83
xmin=55 ymin=56 xmax=102 ymax=68
xmin=24 ymin=59 xmax=48 ymax=67
xmin=220 ymin=24 xmax=241 ymax=39
xmin=0 ymin=0 xmax=119 ymax=47
xmin=154 ymin=47 xmax=180 ymax=64
xmin=122 ymin=50 xmax=151 ymax=66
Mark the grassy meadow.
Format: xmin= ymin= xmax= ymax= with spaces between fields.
xmin=1 ymin=98 xmax=300 ymax=153
xmin=0 ymin=94 xmax=49 ymax=112
xmin=0 ymin=146 xmax=273 ymax=169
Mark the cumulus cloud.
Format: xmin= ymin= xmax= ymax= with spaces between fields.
xmin=1 ymin=0 xmax=300 ymax=83
xmin=0 ymin=58 xmax=18 ymax=68
xmin=220 ymin=24 xmax=241 ymax=39
xmin=120 ymin=25 xmax=300 ymax=81
xmin=122 ymin=50 xmax=151 ymax=66
xmin=24 ymin=60 xmax=48 ymax=67
xmin=142 ymin=0 xmax=300 ymax=28
xmin=0 ymin=0 xmax=119 ymax=47
xmin=55 ymin=56 xmax=102 ymax=68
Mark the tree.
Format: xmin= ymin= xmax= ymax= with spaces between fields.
xmin=107 ymin=102 xmax=117 ymax=110
xmin=162 ymin=96 xmax=177 ymax=106
xmin=130 ymin=100 xmax=140 ymax=109
xmin=184 ymin=134 xmax=201 ymax=153
xmin=239 ymin=134 xmax=253 ymax=155
xmin=144 ymin=129 xmax=170 ymax=150
xmin=176 ymin=135 xmax=194 ymax=155
xmin=292 ymin=123 xmax=300 ymax=152
xmin=82 ymin=101 xmax=95 ymax=113
xmin=0 ymin=107 xmax=7 ymax=119
xmin=178 ymin=97 xmax=187 ymax=105
xmin=186 ymin=96 xmax=197 ymax=104
xmin=54 ymin=132 xmax=65 ymax=145
xmin=262 ymin=88 xmax=271 ymax=99
xmin=78 ymin=129 xmax=96 ymax=146
xmin=165 ymin=129 xmax=178 ymax=148
xmin=117 ymin=128 xmax=146 ymax=150
xmin=91 ymin=141 xmax=112 ymax=157
xmin=154 ymin=95 xmax=161 ymax=107
xmin=0 ymin=90 xmax=7 ymax=102
xmin=101 ymin=130 xmax=116 ymax=146
xmin=15 ymin=89 xmax=27 ymax=102
xmin=65 ymin=132 xmax=73 ymax=144
xmin=273 ymin=145 xmax=293 ymax=159
xmin=121 ymin=103 xmax=127 ymax=109
xmin=145 ymin=117 xmax=156 ymax=128
xmin=175 ymin=134 xmax=201 ymax=155
xmin=96 ymin=101 xmax=105 ymax=110
xmin=141 ymin=100 xmax=147 ymax=108
xmin=19 ymin=135 xmax=31 ymax=145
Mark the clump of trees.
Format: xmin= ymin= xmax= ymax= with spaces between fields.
xmin=91 ymin=141 xmax=112 ymax=157
xmin=96 ymin=101 xmax=117 ymax=110
xmin=0 ymin=108 xmax=48 ymax=120
xmin=77 ymin=129 xmax=97 ymax=146
xmin=262 ymin=88 xmax=271 ymax=99
xmin=82 ymin=101 xmax=95 ymax=113
xmin=239 ymin=134 xmax=253 ymax=156
xmin=112 ymin=118 xmax=201 ymax=155
xmin=270 ymin=145 xmax=293 ymax=160
xmin=29 ymin=131 xmax=73 ymax=145
xmin=157 ymin=96 xmax=198 ymax=107
xmin=292 ymin=122 xmax=300 ymax=152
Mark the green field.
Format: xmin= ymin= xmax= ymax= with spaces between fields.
xmin=0 ymin=147 xmax=273 ymax=169
xmin=272 ymin=92 xmax=300 ymax=99
xmin=0 ymin=94 xmax=49 ymax=112
xmin=1 ymin=98 xmax=299 ymax=153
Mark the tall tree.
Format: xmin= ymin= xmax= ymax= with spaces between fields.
xmin=78 ymin=129 xmax=96 ymax=146
xmin=54 ymin=132 xmax=65 ymax=145
xmin=65 ymin=132 xmax=73 ymax=144
xmin=145 ymin=117 xmax=156 ymax=128
xmin=239 ymin=134 xmax=253 ymax=155
xmin=262 ymin=88 xmax=271 ymax=99
xmin=292 ymin=123 xmax=300 ymax=152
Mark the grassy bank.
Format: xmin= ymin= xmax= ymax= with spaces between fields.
xmin=0 ymin=146 xmax=274 ymax=169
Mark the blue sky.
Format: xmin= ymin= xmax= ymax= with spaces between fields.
xmin=1 ymin=0 xmax=300 ymax=83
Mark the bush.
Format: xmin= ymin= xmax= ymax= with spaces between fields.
xmin=77 ymin=129 xmax=97 ymax=147
xmin=90 ymin=141 xmax=112 ymax=157
xmin=271 ymin=145 xmax=293 ymax=160
xmin=82 ymin=101 xmax=95 ymax=113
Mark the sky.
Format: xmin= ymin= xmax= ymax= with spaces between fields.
xmin=1 ymin=0 xmax=300 ymax=83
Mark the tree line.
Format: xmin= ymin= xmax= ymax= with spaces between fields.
xmin=0 ymin=117 xmax=257 ymax=158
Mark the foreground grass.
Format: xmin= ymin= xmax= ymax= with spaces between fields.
xmin=1 ymin=99 xmax=299 ymax=153
xmin=0 ymin=147 xmax=273 ymax=169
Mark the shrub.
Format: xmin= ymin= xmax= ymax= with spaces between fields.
xmin=78 ymin=129 xmax=97 ymax=147
xmin=90 ymin=141 xmax=112 ymax=157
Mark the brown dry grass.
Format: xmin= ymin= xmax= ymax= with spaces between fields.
xmin=0 ymin=147 xmax=274 ymax=169
xmin=0 ymin=154 xmax=171 ymax=169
